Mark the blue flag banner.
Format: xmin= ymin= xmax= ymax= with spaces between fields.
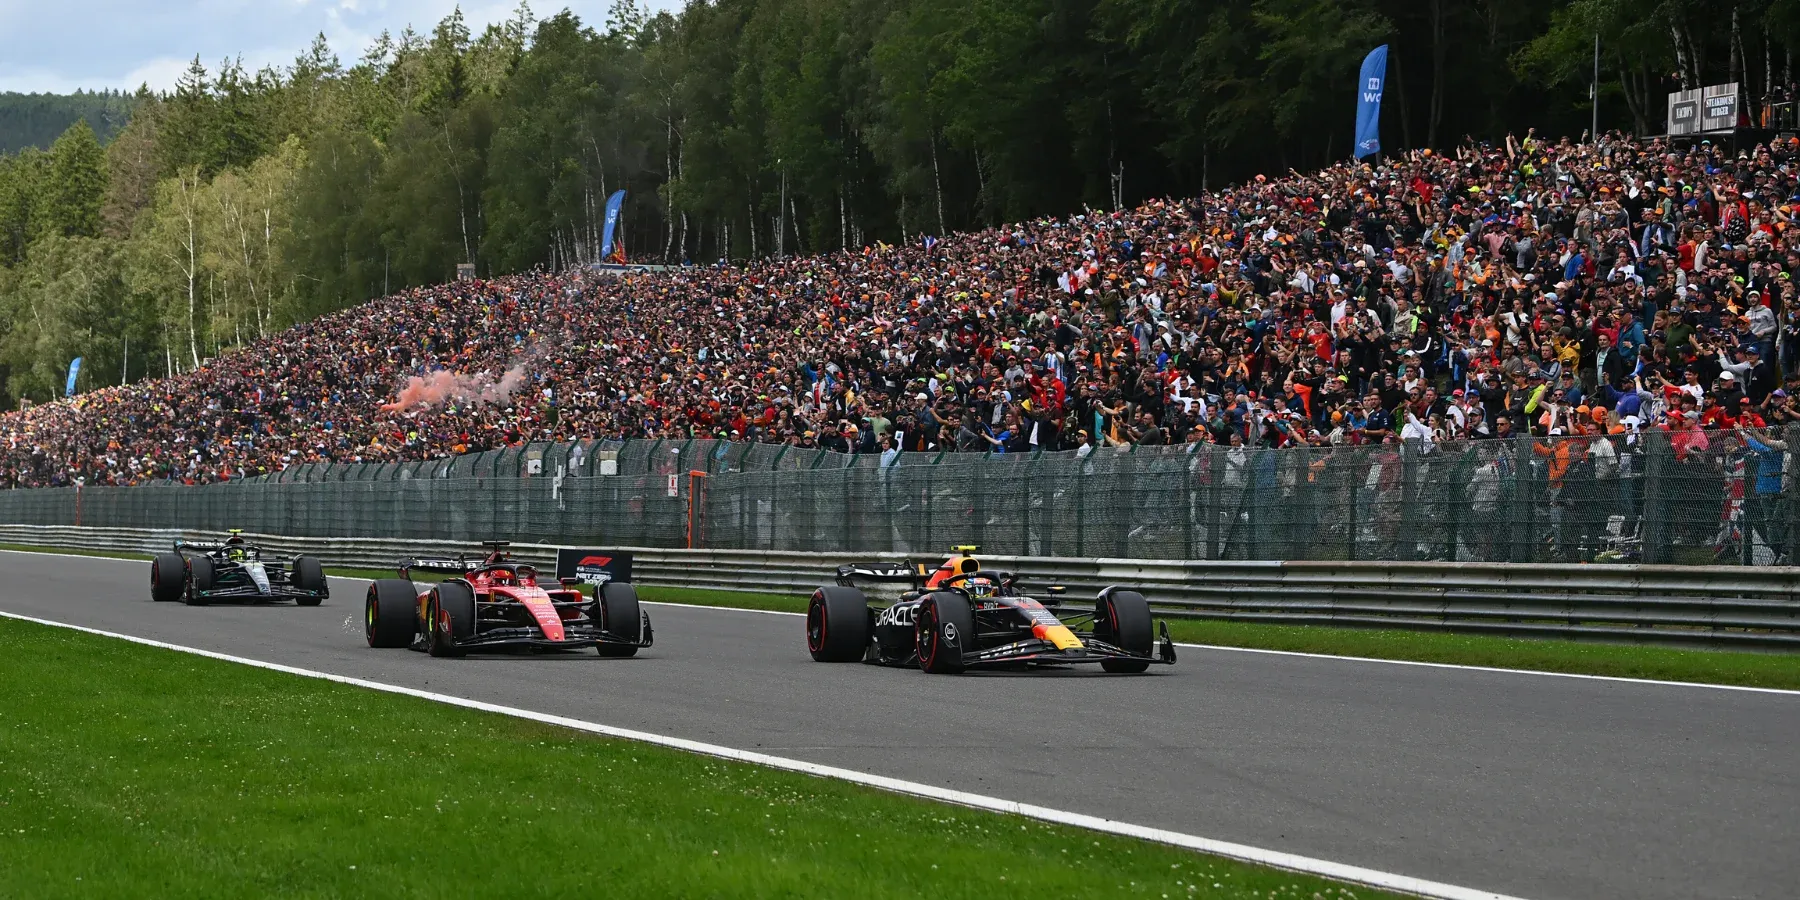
xmin=65 ymin=357 xmax=82 ymax=398
xmin=599 ymin=190 xmax=627 ymax=261
xmin=1354 ymin=45 xmax=1388 ymax=159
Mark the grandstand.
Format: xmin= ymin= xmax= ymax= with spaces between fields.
xmin=0 ymin=132 xmax=1796 ymax=572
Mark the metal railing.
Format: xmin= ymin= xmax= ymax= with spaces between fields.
xmin=11 ymin=525 xmax=1797 ymax=649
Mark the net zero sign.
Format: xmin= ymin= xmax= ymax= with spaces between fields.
xmin=555 ymin=549 xmax=634 ymax=586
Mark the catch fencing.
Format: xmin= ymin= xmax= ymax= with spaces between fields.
xmin=0 ymin=429 xmax=1797 ymax=566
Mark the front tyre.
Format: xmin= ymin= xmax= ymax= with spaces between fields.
xmin=151 ymin=553 xmax=186 ymax=603
xmin=1097 ymin=589 xmax=1153 ymax=674
xmin=806 ymin=586 xmax=871 ymax=662
xmin=183 ymin=556 xmax=215 ymax=606
xmin=916 ymin=592 xmax=974 ymax=674
xmin=596 ymin=583 xmax=641 ymax=658
xmin=426 ymin=582 xmax=475 ymax=658
xmin=291 ymin=556 xmax=327 ymax=606
xmin=365 ymin=579 xmax=419 ymax=648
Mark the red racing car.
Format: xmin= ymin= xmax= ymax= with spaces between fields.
xmin=364 ymin=542 xmax=652 ymax=657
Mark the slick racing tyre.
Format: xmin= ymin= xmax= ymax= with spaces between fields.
xmin=596 ymin=583 xmax=641 ymax=658
xmin=151 ymin=552 xmax=186 ymax=603
xmin=806 ymin=586 xmax=870 ymax=662
xmin=291 ymin=556 xmax=327 ymax=606
xmin=426 ymin=582 xmax=475 ymax=658
xmin=1097 ymin=589 xmax=1153 ymax=674
xmin=365 ymin=579 xmax=419 ymax=648
xmin=183 ymin=555 xmax=215 ymax=606
xmin=916 ymin=591 xmax=974 ymax=674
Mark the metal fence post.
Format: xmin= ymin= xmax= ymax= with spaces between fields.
xmin=1786 ymin=424 xmax=1800 ymax=566
xmin=1741 ymin=447 xmax=1756 ymax=567
xmin=1183 ymin=446 xmax=1199 ymax=560
xmin=1399 ymin=440 xmax=1419 ymax=562
xmin=1642 ymin=430 xmax=1667 ymax=564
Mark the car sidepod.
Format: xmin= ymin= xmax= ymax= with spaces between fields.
xmin=872 ymin=597 xmax=925 ymax=665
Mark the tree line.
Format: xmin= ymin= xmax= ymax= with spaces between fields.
xmin=0 ymin=0 xmax=1789 ymax=406
xmin=0 ymin=90 xmax=135 ymax=155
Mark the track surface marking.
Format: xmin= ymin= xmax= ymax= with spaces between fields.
xmin=2 ymin=551 xmax=1794 ymax=899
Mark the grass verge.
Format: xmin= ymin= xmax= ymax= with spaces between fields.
xmin=0 ymin=617 xmax=1388 ymax=900
xmin=5 ymin=542 xmax=1797 ymax=690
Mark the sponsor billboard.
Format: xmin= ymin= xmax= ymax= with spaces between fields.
xmin=1667 ymin=83 xmax=1739 ymax=135
xmin=555 ymin=549 xmax=634 ymax=586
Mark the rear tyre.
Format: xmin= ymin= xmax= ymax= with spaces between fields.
xmin=916 ymin=591 xmax=974 ymax=674
xmin=150 ymin=553 xmax=186 ymax=602
xmin=1097 ymin=589 xmax=1153 ymax=674
xmin=365 ymin=579 xmax=419 ymax=648
xmin=291 ymin=556 xmax=327 ymax=606
xmin=426 ymin=582 xmax=475 ymax=658
xmin=806 ymin=586 xmax=871 ymax=662
xmin=183 ymin=556 xmax=215 ymax=606
xmin=596 ymin=583 xmax=641 ymax=657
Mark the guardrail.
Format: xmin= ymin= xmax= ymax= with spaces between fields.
xmin=5 ymin=524 xmax=1796 ymax=650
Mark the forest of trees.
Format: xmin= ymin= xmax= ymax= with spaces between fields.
xmin=0 ymin=90 xmax=136 ymax=154
xmin=0 ymin=0 xmax=1792 ymax=407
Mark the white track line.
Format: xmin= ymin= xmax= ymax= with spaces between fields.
xmin=0 ymin=608 xmax=1524 ymax=900
xmin=6 ymin=548 xmax=1798 ymax=696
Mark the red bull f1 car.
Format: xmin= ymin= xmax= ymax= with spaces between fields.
xmin=806 ymin=547 xmax=1176 ymax=674
xmin=364 ymin=542 xmax=652 ymax=657
xmin=149 ymin=531 xmax=328 ymax=606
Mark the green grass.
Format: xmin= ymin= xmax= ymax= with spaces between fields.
xmin=5 ymin=541 xmax=1797 ymax=690
xmin=0 ymin=542 xmax=148 ymax=561
xmin=1159 ymin=618 xmax=1800 ymax=690
xmin=0 ymin=618 xmax=1392 ymax=900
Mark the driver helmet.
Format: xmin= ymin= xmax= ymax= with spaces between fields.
xmin=226 ymin=533 xmax=246 ymax=560
xmin=964 ymin=577 xmax=995 ymax=599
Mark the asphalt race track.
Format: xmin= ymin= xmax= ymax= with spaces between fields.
xmin=1 ymin=551 xmax=1794 ymax=900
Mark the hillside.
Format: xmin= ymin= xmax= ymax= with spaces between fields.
xmin=0 ymin=90 xmax=136 ymax=153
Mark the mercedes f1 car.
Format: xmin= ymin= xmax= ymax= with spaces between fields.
xmin=149 ymin=531 xmax=328 ymax=606
xmin=806 ymin=547 xmax=1176 ymax=674
xmin=363 ymin=542 xmax=653 ymax=657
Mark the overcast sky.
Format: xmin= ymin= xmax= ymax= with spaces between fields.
xmin=0 ymin=1 xmax=683 ymax=95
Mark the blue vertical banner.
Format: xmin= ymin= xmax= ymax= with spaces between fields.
xmin=64 ymin=357 xmax=82 ymax=397
xmin=599 ymin=190 xmax=627 ymax=262
xmin=1354 ymin=45 xmax=1388 ymax=159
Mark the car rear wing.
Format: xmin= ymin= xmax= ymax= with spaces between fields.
xmin=399 ymin=556 xmax=478 ymax=579
xmin=835 ymin=562 xmax=928 ymax=587
xmin=174 ymin=540 xmax=229 ymax=553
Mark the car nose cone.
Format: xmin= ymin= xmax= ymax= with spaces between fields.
xmin=247 ymin=562 xmax=271 ymax=595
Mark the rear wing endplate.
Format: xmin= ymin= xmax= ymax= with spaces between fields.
xmin=400 ymin=556 xmax=478 ymax=579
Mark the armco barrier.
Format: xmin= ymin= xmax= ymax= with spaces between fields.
xmin=4 ymin=525 xmax=1797 ymax=649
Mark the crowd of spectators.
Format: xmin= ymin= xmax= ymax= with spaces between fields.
xmin=4 ymin=130 xmax=1800 ymax=496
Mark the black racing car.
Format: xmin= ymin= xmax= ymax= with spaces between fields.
xmin=150 ymin=532 xmax=328 ymax=607
xmin=806 ymin=548 xmax=1175 ymax=674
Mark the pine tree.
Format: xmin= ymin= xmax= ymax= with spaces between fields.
xmin=47 ymin=120 xmax=106 ymax=238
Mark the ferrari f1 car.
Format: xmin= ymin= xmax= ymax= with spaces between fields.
xmin=149 ymin=531 xmax=328 ymax=606
xmin=806 ymin=547 xmax=1176 ymax=674
xmin=363 ymin=542 xmax=653 ymax=657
